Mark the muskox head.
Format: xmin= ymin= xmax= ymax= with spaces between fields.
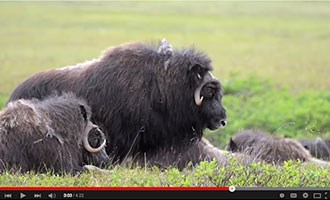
xmin=193 ymin=68 xmax=227 ymax=130
xmin=226 ymin=130 xmax=312 ymax=164
xmin=299 ymin=138 xmax=330 ymax=160
xmin=225 ymin=129 xmax=261 ymax=153
xmin=79 ymin=104 xmax=109 ymax=166
xmin=160 ymin=41 xmax=227 ymax=135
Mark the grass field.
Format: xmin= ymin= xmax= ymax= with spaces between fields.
xmin=1 ymin=160 xmax=329 ymax=187
xmin=0 ymin=2 xmax=329 ymax=187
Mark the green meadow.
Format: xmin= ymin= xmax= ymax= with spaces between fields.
xmin=0 ymin=2 xmax=329 ymax=186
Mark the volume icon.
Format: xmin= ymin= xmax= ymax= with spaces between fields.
xmin=48 ymin=193 xmax=56 ymax=199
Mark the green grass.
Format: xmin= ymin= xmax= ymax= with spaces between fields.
xmin=0 ymin=1 xmax=330 ymax=187
xmin=1 ymin=2 xmax=330 ymax=95
xmin=208 ymin=78 xmax=330 ymax=148
xmin=0 ymin=96 xmax=6 ymax=109
xmin=1 ymin=160 xmax=329 ymax=187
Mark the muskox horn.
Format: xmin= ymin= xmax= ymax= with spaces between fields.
xmin=194 ymin=84 xmax=204 ymax=106
xmin=194 ymin=72 xmax=214 ymax=106
xmin=83 ymin=126 xmax=107 ymax=153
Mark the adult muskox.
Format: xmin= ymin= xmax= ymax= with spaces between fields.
xmin=8 ymin=40 xmax=229 ymax=169
xmin=226 ymin=129 xmax=329 ymax=166
xmin=299 ymin=138 xmax=330 ymax=161
xmin=0 ymin=93 xmax=109 ymax=174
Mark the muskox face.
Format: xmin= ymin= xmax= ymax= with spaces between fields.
xmin=225 ymin=130 xmax=268 ymax=152
xmin=79 ymin=105 xmax=110 ymax=166
xmin=83 ymin=125 xmax=110 ymax=166
xmin=199 ymin=78 xmax=227 ymax=130
xmin=190 ymin=64 xmax=227 ymax=131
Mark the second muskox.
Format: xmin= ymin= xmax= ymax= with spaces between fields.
xmin=8 ymin=40 xmax=231 ymax=168
xmin=226 ymin=129 xmax=330 ymax=166
xmin=0 ymin=93 xmax=109 ymax=174
xmin=299 ymin=138 xmax=330 ymax=161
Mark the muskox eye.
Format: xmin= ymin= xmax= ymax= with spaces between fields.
xmin=205 ymin=87 xmax=214 ymax=97
xmin=190 ymin=64 xmax=204 ymax=75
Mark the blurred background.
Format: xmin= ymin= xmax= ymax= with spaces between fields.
xmin=1 ymin=1 xmax=329 ymax=148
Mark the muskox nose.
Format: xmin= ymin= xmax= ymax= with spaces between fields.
xmin=220 ymin=119 xmax=227 ymax=128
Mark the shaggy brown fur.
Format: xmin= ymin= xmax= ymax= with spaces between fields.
xmin=299 ymin=138 xmax=330 ymax=161
xmin=226 ymin=130 xmax=329 ymax=166
xmin=0 ymin=93 xmax=109 ymax=174
xmin=8 ymin=40 xmax=232 ymax=168
xmin=129 ymin=137 xmax=258 ymax=169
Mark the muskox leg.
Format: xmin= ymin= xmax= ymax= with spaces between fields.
xmin=63 ymin=166 xmax=85 ymax=175
xmin=83 ymin=165 xmax=109 ymax=174
xmin=54 ymin=163 xmax=101 ymax=175
xmin=138 ymin=137 xmax=258 ymax=170
xmin=194 ymin=137 xmax=258 ymax=167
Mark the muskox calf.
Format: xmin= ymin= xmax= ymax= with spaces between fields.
xmin=0 ymin=93 xmax=109 ymax=174
xmin=226 ymin=130 xmax=329 ymax=166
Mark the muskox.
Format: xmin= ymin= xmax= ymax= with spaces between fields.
xmin=299 ymin=138 xmax=330 ymax=161
xmin=226 ymin=129 xmax=329 ymax=166
xmin=8 ymin=39 xmax=234 ymax=169
xmin=0 ymin=93 xmax=109 ymax=174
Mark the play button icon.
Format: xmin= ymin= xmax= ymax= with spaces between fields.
xmin=20 ymin=193 xmax=26 ymax=199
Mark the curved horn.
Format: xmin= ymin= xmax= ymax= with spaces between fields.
xmin=194 ymin=72 xmax=214 ymax=107
xmin=83 ymin=127 xmax=107 ymax=153
xmin=194 ymin=83 xmax=204 ymax=106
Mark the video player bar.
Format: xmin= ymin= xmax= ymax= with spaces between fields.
xmin=0 ymin=187 xmax=328 ymax=199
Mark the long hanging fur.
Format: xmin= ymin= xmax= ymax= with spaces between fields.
xmin=299 ymin=137 xmax=330 ymax=161
xmin=0 ymin=93 xmax=109 ymax=174
xmin=227 ymin=129 xmax=330 ymax=166
xmin=8 ymin=41 xmax=229 ymax=167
